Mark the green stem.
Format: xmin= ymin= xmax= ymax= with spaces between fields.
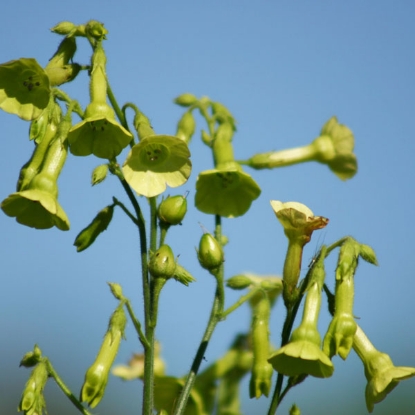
xmin=113 ymin=166 xmax=153 ymax=415
xmin=173 ymin=216 xmax=225 ymax=415
xmin=172 ymin=289 xmax=222 ymax=415
xmin=107 ymin=81 xmax=130 ymax=131
xmin=45 ymin=360 xmax=93 ymax=415
xmin=124 ymin=299 xmax=150 ymax=349
xmin=267 ymin=255 xmax=319 ymax=415
xmin=112 ymin=197 xmax=139 ymax=226
xmin=222 ymin=287 xmax=262 ymax=318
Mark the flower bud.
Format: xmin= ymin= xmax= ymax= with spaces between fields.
xmin=149 ymin=245 xmax=176 ymax=278
xmin=176 ymin=111 xmax=196 ymax=143
xmin=91 ymin=164 xmax=109 ymax=186
xmin=158 ymin=195 xmax=187 ymax=225
xmin=201 ymin=130 xmax=212 ymax=146
xmin=80 ymin=306 xmax=126 ymax=408
xmin=19 ymin=361 xmax=48 ymax=415
xmin=85 ymin=20 xmax=108 ymax=40
xmin=19 ymin=345 xmax=42 ymax=368
xmin=197 ymin=233 xmax=224 ymax=270
xmin=50 ymin=21 xmax=77 ymax=35
xmin=174 ymin=93 xmax=198 ymax=107
xmin=226 ymin=275 xmax=253 ymax=290
xmin=108 ymin=282 xmax=123 ymax=300
xmin=290 ymin=404 xmax=301 ymax=415
xmin=74 ymin=205 xmax=114 ymax=252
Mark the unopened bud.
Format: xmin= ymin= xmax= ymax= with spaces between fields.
xmin=149 ymin=245 xmax=176 ymax=278
xmin=74 ymin=205 xmax=114 ymax=252
xmin=174 ymin=93 xmax=198 ymax=107
xmin=226 ymin=275 xmax=252 ymax=290
xmin=158 ymin=195 xmax=187 ymax=225
xmin=197 ymin=233 xmax=224 ymax=270
xmin=91 ymin=164 xmax=109 ymax=185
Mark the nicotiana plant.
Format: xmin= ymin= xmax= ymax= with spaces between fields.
xmin=1 ymin=20 xmax=413 ymax=415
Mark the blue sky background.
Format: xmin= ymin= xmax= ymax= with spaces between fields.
xmin=1 ymin=2 xmax=414 ymax=414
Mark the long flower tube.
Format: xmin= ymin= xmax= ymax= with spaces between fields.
xmin=2 ymin=109 xmax=71 ymax=230
xmin=242 ymin=117 xmax=357 ymax=180
xmin=268 ymin=246 xmax=334 ymax=378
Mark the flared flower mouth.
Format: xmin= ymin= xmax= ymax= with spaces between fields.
xmin=195 ymin=166 xmax=261 ymax=218
xmin=68 ymin=114 xmax=133 ymax=159
xmin=122 ymin=135 xmax=191 ymax=197
xmin=1 ymin=190 xmax=69 ymax=230
xmin=268 ymin=339 xmax=334 ymax=378
xmin=0 ymin=58 xmax=50 ymax=120
xmin=363 ymin=352 xmax=415 ymax=412
xmin=270 ymin=200 xmax=328 ymax=241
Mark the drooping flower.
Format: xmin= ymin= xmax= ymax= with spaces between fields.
xmin=2 ymin=109 xmax=71 ymax=230
xmin=353 ymin=325 xmax=415 ymax=412
xmin=0 ymin=58 xmax=50 ymax=120
xmin=268 ymin=246 xmax=334 ymax=378
xmin=68 ymin=41 xmax=132 ymax=159
xmin=195 ymin=164 xmax=261 ymax=218
xmin=122 ymin=135 xmax=191 ymax=197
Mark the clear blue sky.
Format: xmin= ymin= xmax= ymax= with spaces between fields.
xmin=1 ymin=2 xmax=414 ymax=414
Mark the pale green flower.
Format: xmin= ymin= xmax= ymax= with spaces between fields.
xmin=0 ymin=58 xmax=50 ymax=120
xmin=195 ymin=163 xmax=261 ymax=218
xmin=122 ymin=135 xmax=191 ymax=197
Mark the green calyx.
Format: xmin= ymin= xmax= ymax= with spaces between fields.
xmin=0 ymin=58 xmax=50 ymax=120
xmin=158 ymin=195 xmax=187 ymax=225
xmin=149 ymin=245 xmax=176 ymax=279
xmin=197 ymin=233 xmax=224 ymax=271
xmin=122 ymin=135 xmax=192 ymax=197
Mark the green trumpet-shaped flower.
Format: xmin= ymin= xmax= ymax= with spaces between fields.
xmin=268 ymin=248 xmax=334 ymax=378
xmin=196 ymin=121 xmax=261 ymax=217
xmin=353 ymin=325 xmax=415 ymax=412
xmin=2 ymin=122 xmax=70 ymax=230
xmin=268 ymin=283 xmax=334 ymax=378
xmin=122 ymin=135 xmax=191 ymax=197
xmin=0 ymin=58 xmax=50 ymax=120
xmin=81 ymin=305 xmax=126 ymax=408
xmin=68 ymin=42 xmax=132 ymax=159
xmin=18 ymin=361 xmax=48 ymax=415
xmin=195 ymin=163 xmax=261 ymax=218
xmin=244 ymin=116 xmax=357 ymax=180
